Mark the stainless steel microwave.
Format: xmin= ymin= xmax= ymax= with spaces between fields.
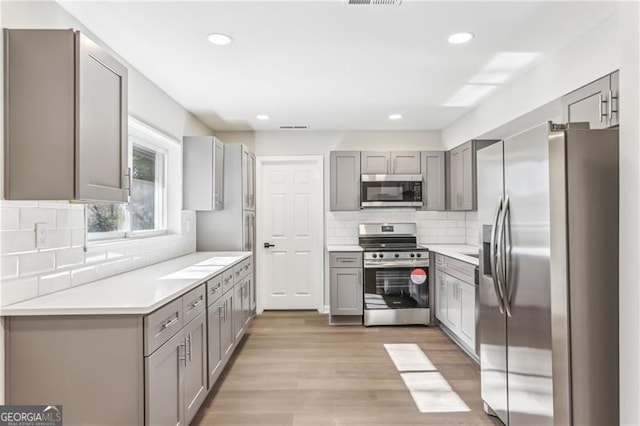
xmin=360 ymin=174 xmax=423 ymax=208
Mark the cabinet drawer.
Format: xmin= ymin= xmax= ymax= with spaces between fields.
xmin=444 ymin=257 xmax=475 ymax=284
xmin=183 ymin=285 xmax=206 ymax=326
xmin=207 ymin=274 xmax=224 ymax=306
xmin=233 ymin=258 xmax=252 ymax=284
xmin=329 ymin=252 xmax=363 ymax=268
xmin=221 ymin=269 xmax=235 ymax=294
xmin=145 ymin=298 xmax=183 ymax=356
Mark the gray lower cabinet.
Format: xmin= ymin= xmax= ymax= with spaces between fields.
xmin=233 ymin=280 xmax=245 ymax=340
xmin=421 ymin=151 xmax=446 ymax=211
xmin=330 ymin=151 xmax=361 ymax=211
xmin=329 ymin=252 xmax=363 ymax=324
xmin=145 ymin=326 xmax=185 ymax=426
xmin=4 ymin=29 xmax=129 ymax=202
xmin=562 ymin=70 xmax=619 ymax=129
xmin=183 ymin=311 xmax=208 ymax=425
xmin=220 ymin=290 xmax=235 ymax=361
xmin=5 ymin=255 xmax=253 ymax=426
xmin=146 ymin=310 xmax=206 ymax=426
xmin=207 ymin=297 xmax=224 ymax=388
xmin=435 ymin=254 xmax=477 ymax=359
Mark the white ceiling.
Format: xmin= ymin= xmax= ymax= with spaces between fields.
xmin=58 ymin=1 xmax=617 ymax=132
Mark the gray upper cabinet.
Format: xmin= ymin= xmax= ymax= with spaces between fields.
xmin=421 ymin=151 xmax=446 ymax=211
xmin=361 ymin=151 xmax=390 ymax=174
xmin=330 ymin=151 xmax=361 ymax=211
xmin=562 ymin=70 xmax=619 ymax=129
xmin=447 ymin=140 xmax=496 ymax=211
xmin=4 ymin=29 xmax=128 ymax=202
xmin=390 ymin=151 xmax=421 ymax=174
xmin=361 ymin=151 xmax=421 ymax=174
xmin=242 ymin=148 xmax=256 ymax=211
xmin=183 ymin=136 xmax=225 ymax=211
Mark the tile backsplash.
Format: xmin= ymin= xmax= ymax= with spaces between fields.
xmin=326 ymin=209 xmax=479 ymax=246
xmin=0 ymin=201 xmax=196 ymax=307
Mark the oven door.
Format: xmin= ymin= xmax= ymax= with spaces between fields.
xmin=363 ymin=265 xmax=429 ymax=310
xmin=360 ymin=175 xmax=423 ymax=208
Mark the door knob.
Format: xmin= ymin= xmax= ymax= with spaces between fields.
xmin=263 ymin=242 xmax=275 ymax=248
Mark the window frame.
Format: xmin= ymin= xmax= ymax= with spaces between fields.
xmin=86 ymin=117 xmax=175 ymax=243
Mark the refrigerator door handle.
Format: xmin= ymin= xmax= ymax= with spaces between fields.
xmin=497 ymin=196 xmax=512 ymax=317
xmin=490 ymin=196 xmax=505 ymax=314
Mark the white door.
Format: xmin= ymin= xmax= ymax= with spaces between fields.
xmin=257 ymin=156 xmax=324 ymax=311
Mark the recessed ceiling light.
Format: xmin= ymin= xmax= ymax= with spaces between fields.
xmin=207 ymin=33 xmax=233 ymax=46
xmin=448 ymin=32 xmax=474 ymax=44
xmin=389 ymin=114 xmax=403 ymax=120
xmin=256 ymin=114 xmax=270 ymax=120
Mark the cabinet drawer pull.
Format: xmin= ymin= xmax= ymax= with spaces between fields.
xmin=190 ymin=298 xmax=203 ymax=309
xmin=162 ymin=316 xmax=179 ymax=330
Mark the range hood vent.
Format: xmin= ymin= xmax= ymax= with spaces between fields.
xmin=344 ymin=0 xmax=402 ymax=5
xmin=279 ymin=125 xmax=309 ymax=129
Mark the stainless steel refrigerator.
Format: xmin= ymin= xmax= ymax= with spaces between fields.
xmin=478 ymin=122 xmax=619 ymax=426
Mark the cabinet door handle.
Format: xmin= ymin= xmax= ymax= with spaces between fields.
xmin=608 ymin=89 xmax=618 ymax=121
xmin=599 ymin=93 xmax=608 ymax=123
xmin=190 ymin=297 xmax=203 ymax=309
xmin=124 ymin=167 xmax=132 ymax=197
xmin=189 ymin=332 xmax=193 ymax=362
xmin=179 ymin=341 xmax=187 ymax=365
xmin=219 ymin=305 xmax=225 ymax=319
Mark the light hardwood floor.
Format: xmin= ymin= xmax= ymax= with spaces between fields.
xmin=192 ymin=311 xmax=501 ymax=426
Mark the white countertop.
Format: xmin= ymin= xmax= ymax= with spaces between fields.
xmin=326 ymin=245 xmax=364 ymax=252
xmin=424 ymin=244 xmax=479 ymax=266
xmin=1 ymin=251 xmax=251 ymax=317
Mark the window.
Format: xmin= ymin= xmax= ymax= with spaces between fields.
xmin=87 ymin=118 xmax=170 ymax=241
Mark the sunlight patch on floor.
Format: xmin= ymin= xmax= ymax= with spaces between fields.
xmin=384 ymin=343 xmax=437 ymax=372
xmin=385 ymin=343 xmax=471 ymax=413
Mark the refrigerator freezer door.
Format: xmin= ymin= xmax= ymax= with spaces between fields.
xmin=477 ymin=141 xmax=509 ymax=425
xmin=503 ymin=123 xmax=554 ymax=425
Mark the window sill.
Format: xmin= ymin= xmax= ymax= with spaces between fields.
xmin=87 ymin=230 xmax=174 ymax=248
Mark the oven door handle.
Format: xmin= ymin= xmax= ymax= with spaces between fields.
xmin=364 ymin=262 xmax=429 ymax=269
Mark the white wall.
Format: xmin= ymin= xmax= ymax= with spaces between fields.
xmin=442 ymin=13 xmax=620 ymax=148
xmin=251 ymin=130 xmax=457 ymax=311
xmin=441 ymin=5 xmax=640 ymax=423
xmin=618 ymin=3 xmax=640 ymax=425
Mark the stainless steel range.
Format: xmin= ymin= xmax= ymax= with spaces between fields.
xmin=359 ymin=223 xmax=430 ymax=326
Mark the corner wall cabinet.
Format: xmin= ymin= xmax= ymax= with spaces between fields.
xmin=447 ymin=140 xmax=497 ymax=211
xmin=329 ymin=251 xmax=363 ymax=325
xmin=5 ymin=254 xmax=253 ymax=426
xmin=421 ymin=151 xmax=446 ymax=211
xmin=183 ymin=136 xmax=225 ymax=211
xmin=4 ymin=29 xmax=129 ymax=202
xmin=562 ymin=70 xmax=619 ymax=129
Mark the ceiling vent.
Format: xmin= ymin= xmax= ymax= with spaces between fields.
xmin=344 ymin=0 xmax=402 ymax=5
xmin=279 ymin=125 xmax=309 ymax=130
